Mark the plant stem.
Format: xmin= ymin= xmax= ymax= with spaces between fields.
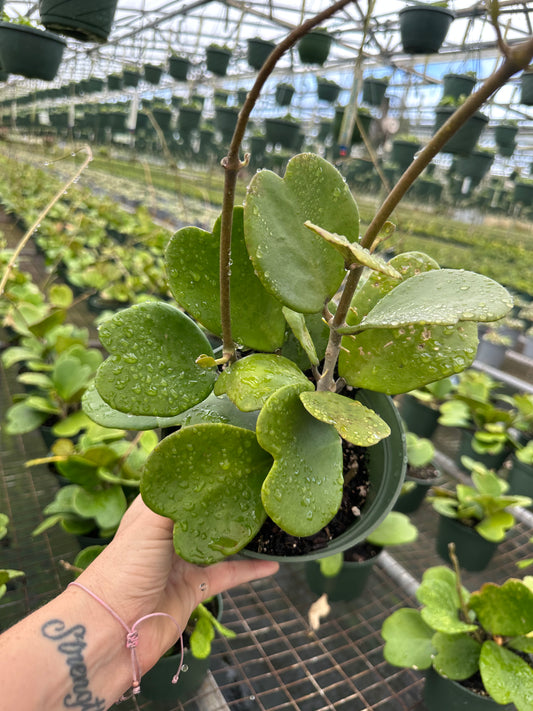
xmin=318 ymin=37 xmax=533 ymax=393
xmin=449 ymin=542 xmax=484 ymax=643
xmin=218 ymin=0 xmax=354 ymax=362
xmin=0 ymin=145 xmax=93 ymax=297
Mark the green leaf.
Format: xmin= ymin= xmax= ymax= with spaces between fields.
xmin=56 ymin=456 xmax=100 ymax=488
xmin=319 ymin=553 xmax=343 ymax=577
xmin=480 ymin=640 xmax=533 ymax=710
xmin=366 ymin=512 xmax=418 ymax=547
xmin=53 ymin=357 xmax=92 ymax=401
xmin=281 ymin=310 xmax=329 ymax=370
xmin=475 ymin=511 xmax=515 ymax=542
xmin=381 ymin=608 xmax=435 ymax=669
xmin=5 ymin=401 xmax=49 ymax=435
xmin=95 ymin=302 xmax=216 ymax=417
xmin=508 ymin=636 xmax=533 ymax=654
xmin=214 ymin=354 xmax=312 ymax=412
xmin=52 ymin=411 xmax=93 ymax=438
xmin=172 ymin=390 xmax=259 ymax=430
xmin=340 ymin=270 xmax=512 ymax=334
xmin=300 ymin=391 xmax=391 ymax=446
xmin=141 ymin=424 xmax=273 ymax=565
xmin=28 ymin=308 xmax=66 ymax=339
xmin=432 ymin=631 xmax=481 ymax=680
xmin=190 ymin=615 xmax=215 ymax=659
xmin=417 ymin=566 xmax=477 ymax=634
xmin=73 ymin=545 xmax=106 ymax=572
xmin=469 ymin=580 xmax=533 ymax=636
xmin=1 ymin=346 xmax=42 ymax=369
xmin=405 ymin=432 xmax=435 ymax=468
xmin=304 ymin=221 xmax=401 ymax=278
xmin=244 ymin=153 xmax=358 ymax=313
xmin=16 ymin=372 xmax=53 ymax=389
xmin=73 ymin=486 xmax=127 ymax=530
xmin=49 ymin=284 xmax=73 ymax=308
xmin=32 ymin=514 xmax=63 ymax=536
xmin=165 ymin=206 xmax=285 ymax=351
xmin=257 ymin=383 xmax=343 ymax=537
xmin=282 ymin=307 xmax=319 ymax=366
xmin=339 ymin=321 xmax=479 ymax=395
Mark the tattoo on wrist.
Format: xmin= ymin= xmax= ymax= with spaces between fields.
xmin=41 ymin=620 xmax=106 ymax=711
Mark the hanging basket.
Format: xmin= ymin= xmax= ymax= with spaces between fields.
xmin=433 ymin=106 xmax=488 ymax=156
xmin=297 ymin=28 xmax=332 ymax=66
xmin=520 ymin=70 xmax=533 ymax=106
xmin=362 ymin=77 xmax=388 ymax=106
xmin=168 ymin=55 xmax=190 ymax=81
xmin=0 ymin=22 xmax=65 ymax=81
xmin=442 ymin=73 xmax=476 ymax=100
xmin=205 ymin=45 xmax=232 ymax=77
xmin=144 ymin=63 xmax=162 ymax=85
xmin=456 ymin=149 xmax=494 ymax=181
xmin=86 ymin=77 xmax=105 ymax=93
xmin=494 ymin=123 xmax=518 ymax=150
xmin=498 ymin=140 xmax=516 ymax=158
xmin=514 ymin=180 xmax=533 ymax=206
xmin=38 ymin=0 xmax=119 ymax=43
xmin=391 ymin=138 xmax=421 ymax=171
xmin=333 ymin=107 xmax=372 ymax=145
xmin=275 ymin=83 xmax=294 ymax=107
xmin=107 ymin=74 xmax=122 ymax=91
xmin=399 ymin=6 xmax=454 ymax=54
xmin=152 ymin=107 xmax=172 ymax=132
xmin=214 ymin=106 xmax=239 ymax=140
xmin=122 ymin=69 xmax=141 ymax=88
xmin=264 ymin=117 xmax=301 ymax=149
xmin=178 ymin=106 xmax=202 ymax=134
xmin=250 ymin=134 xmax=267 ymax=155
xmin=247 ymin=37 xmax=275 ymax=70
xmin=316 ymin=78 xmax=341 ymax=103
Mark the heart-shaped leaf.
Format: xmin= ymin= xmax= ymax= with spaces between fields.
xmin=340 ymin=269 xmax=512 ymax=334
xmin=95 ymin=302 xmax=216 ymax=417
xmin=244 ymin=153 xmax=358 ymax=313
xmin=300 ymin=391 xmax=390 ymax=446
xmin=5 ymin=402 xmax=50 ymax=435
xmin=257 ymin=383 xmax=343 ymax=537
xmin=166 ymin=206 xmax=285 ymax=351
xmin=432 ymin=631 xmax=481 ymax=680
xmin=141 ymin=424 xmax=273 ymax=564
xmin=214 ymin=353 xmax=312 ymax=411
xmin=53 ymin=357 xmax=93 ymax=401
xmin=73 ymin=486 xmax=127 ymax=529
xmin=339 ymin=321 xmax=479 ymax=394
xmin=480 ymin=640 xmax=533 ymax=710
xmin=475 ymin=511 xmax=515 ymax=542
xmin=366 ymin=511 xmax=417 ymax=546
xmin=381 ymin=608 xmax=435 ymax=669
xmin=469 ymin=580 xmax=533 ymax=637
xmin=417 ymin=566 xmax=477 ymax=634
xmin=304 ymin=221 xmax=401 ymax=278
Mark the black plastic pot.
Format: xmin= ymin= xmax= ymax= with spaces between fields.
xmin=39 ymin=0 xmax=118 ymax=43
xmin=475 ymin=339 xmax=507 ymax=368
xmin=247 ymin=37 xmax=275 ymax=70
xmin=393 ymin=465 xmax=442 ymax=514
xmin=494 ymin=123 xmax=518 ymax=150
xmin=178 ymin=106 xmax=202 ymax=134
xmin=215 ymin=106 xmax=239 ymax=140
xmin=122 ymin=69 xmax=140 ymax=88
xmin=297 ymin=29 xmax=332 ymax=66
xmin=423 ymin=667 xmax=513 ymax=710
xmin=514 ymin=181 xmax=533 ymax=206
xmin=243 ymin=391 xmax=406 ymax=563
xmin=107 ymin=74 xmax=122 ymax=91
xmin=144 ymin=64 xmax=162 ymax=85
xmin=442 ymin=73 xmax=476 ymax=100
xmin=0 ymin=22 xmax=65 ymax=81
xmin=305 ymin=548 xmax=381 ymax=601
xmin=391 ymin=139 xmax=421 ymax=171
xmin=433 ymin=106 xmax=489 ymax=156
xmin=264 ymin=117 xmax=301 ymax=149
xmin=152 ymin=108 xmax=172 ymax=132
xmin=333 ymin=108 xmax=372 ymax=145
xmin=399 ymin=6 xmax=454 ymax=54
xmin=140 ymin=594 xmax=223 ymax=702
xmin=456 ymin=149 xmax=494 ymax=181
xmin=362 ymin=77 xmax=388 ymax=106
xmin=521 ymin=70 xmax=533 ymax=106
xmin=205 ymin=46 xmax=231 ymax=77
xmin=275 ymin=83 xmax=294 ymax=107
xmin=508 ymin=455 xmax=533 ymax=500
xmin=168 ymin=56 xmax=190 ymax=81
xmin=317 ymin=79 xmax=341 ymax=103
xmin=436 ymin=515 xmax=499 ymax=571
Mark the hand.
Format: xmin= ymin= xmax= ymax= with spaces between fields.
xmin=76 ymin=494 xmax=278 ymax=667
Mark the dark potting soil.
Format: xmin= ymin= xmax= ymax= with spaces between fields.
xmin=343 ymin=540 xmax=381 ymax=563
xmin=406 ymin=463 xmax=440 ymax=481
xmin=247 ymin=442 xmax=370 ymax=556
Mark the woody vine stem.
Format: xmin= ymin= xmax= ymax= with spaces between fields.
xmin=219 ymin=1 xmax=533 ymax=386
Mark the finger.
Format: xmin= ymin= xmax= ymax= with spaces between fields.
xmin=201 ymin=559 xmax=279 ymax=600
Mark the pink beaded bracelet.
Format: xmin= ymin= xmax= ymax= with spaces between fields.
xmin=68 ymin=581 xmax=184 ymax=702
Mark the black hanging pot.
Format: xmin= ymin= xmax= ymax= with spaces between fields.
xmin=442 ymin=73 xmax=476 ymax=100
xmin=107 ymin=73 xmax=122 ymax=91
xmin=264 ymin=117 xmax=301 ymax=149
xmin=205 ymin=46 xmax=232 ymax=77
xmin=0 ymin=22 xmax=66 ymax=81
xmin=362 ymin=77 xmax=388 ymax=106
xmin=152 ymin=108 xmax=172 ymax=132
xmin=247 ymin=37 xmax=275 ymax=70
xmin=333 ymin=107 xmax=372 ymax=145
xmin=214 ymin=106 xmax=239 ymax=140
xmin=168 ymin=56 xmax=190 ymax=81
xmin=514 ymin=180 xmax=533 ymax=206
xmin=316 ymin=78 xmax=341 ymax=103
xmin=297 ymin=28 xmax=332 ymax=66
xmin=275 ymin=83 xmax=294 ymax=107
xmin=391 ymin=139 xmax=421 ymax=171
xmin=144 ymin=64 xmax=162 ymax=85
xmin=39 ymin=0 xmax=118 ymax=43
xmin=521 ymin=70 xmax=533 ymax=106
xmin=178 ymin=106 xmax=202 ymax=134
xmin=122 ymin=69 xmax=140 ymax=88
xmin=456 ymin=149 xmax=494 ymax=181
xmin=433 ymin=106 xmax=488 ymax=156
xmin=494 ymin=123 xmax=518 ymax=150
xmin=399 ymin=5 xmax=454 ymax=54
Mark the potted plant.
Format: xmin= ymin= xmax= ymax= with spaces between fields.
xmin=495 ymin=119 xmax=518 ymax=151
xmin=0 ymin=13 xmax=66 ymax=81
xmin=178 ymin=103 xmax=202 ymax=134
xmin=397 ymin=377 xmax=453 ymax=439
xmin=122 ymin=64 xmax=141 ymax=88
xmin=275 ymin=82 xmax=295 ymax=106
xmin=316 ymin=77 xmax=341 ymax=103
xmin=456 ymin=146 xmax=494 ymax=183
xmin=333 ymin=105 xmax=372 ymax=146
xmin=428 ymin=456 xmax=531 ymax=570
xmin=382 ymin=560 xmax=533 ymax=709
xmin=150 ymin=101 xmax=172 ymax=132
xmin=399 ymin=3 xmax=454 ymax=54
xmin=391 ymin=134 xmax=422 ymax=172
xmin=514 ymin=177 xmax=533 ymax=206
xmin=107 ymin=73 xmax=123 ymax=91
xmin=442 ymin=72 xmax=476 ymax=100
xmin=362 ymin=76 xmax=389 ymax=106
xmin=205 ymin=43 xmax=232 ymax=77
xmin=394 ymin=432 xmax=442 ymax=514
xmin=247 ymin=37 xmax=276 ymax=70
xmin=264 ymin=114 xmax=301 ymax=148
xmin=143 ymin=63 xmax=163 ymax=85
xmin=168 ymin=53 xmax=190 ymax=81
xmin=434 ymin=98 xmax=489 ymax=155
xmin=38 ymin=0 xmax=118 ymax=43
xmin=476 ymin=329 xmax=512 ymax=368
xmin=305 ymin=511 xmax=417 ymax=601
xmin=297 ymin=27 xmax=332 ymax=65
xmin=215 ymin=105 xmax=239 ymax=141
xmin=520 ymin=68 xmax=533 ymax=106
